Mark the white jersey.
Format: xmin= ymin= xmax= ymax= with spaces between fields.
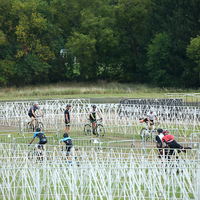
xmin=90 ymin=108 xmax=98 ymax=114
xmin=147 ymin=111 xmax=157 ymax=120
xmin=158 ymin=133 xmax=164 ymax=142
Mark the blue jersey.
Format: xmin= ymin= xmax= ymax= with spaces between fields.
xmin=33 ymin=132 xmax=46 ymax=140
xmin=63 ymin=137 xmax=73 ymax=146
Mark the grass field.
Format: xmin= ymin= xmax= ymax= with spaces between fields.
xmin=0 ymin=81 xmax=199 ymax=101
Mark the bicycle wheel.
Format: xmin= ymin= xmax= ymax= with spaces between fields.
xmin=45 ymin=151 xmax=51 ymax=162
xmin=28 ymin=151 xmax=34 ymax=160
xmin=38 ymin=122 xmax=44 ymax=131
xmin=95 ymin=124 xmax=105 ymax=137
xmin=27 ymin=122 xmax=34 ymax=132
xmin=84 ymin=124 xmax=92 ymax=136
xmin=140 ymin=128 xmax=150 ymax=141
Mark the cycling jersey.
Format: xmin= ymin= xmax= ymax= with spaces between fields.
xmin=89 ymin=108 xmax=98 ymax=121
xmin=64 ymin=109 xmax=70 ymax=122
xmin=162 ymin=135 xmax=174 ymax=143
xmin=63 ymin=137 xmax=73 ymax=152
xmin=33 ymin=132 xmax=46 ymax=140
xmin=28 ymin=105 xmax=40 ymax=114
xmin=63 ymin=137 xmax=73 ymax=145
xmin=156 ymin=133 xmax=164 ymax=147
xmin=90 ymin=108 xmax=98 ymax=114
xmin=147 ymin=111 xmax=157 ymax=121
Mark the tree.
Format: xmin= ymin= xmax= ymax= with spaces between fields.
xmin=146 ymin=32 xmax=175 ymax=87
xmin=187 ymin=35 xmax=200 ymax=79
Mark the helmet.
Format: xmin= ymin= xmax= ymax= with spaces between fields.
xmin=163 ymin=130 xmax=169 ymax=135
xmin=34 ymin=101 xmax=38 ymax=105
xmin=93 ymin=105 xmax=97 ymax=108
xmin=66 ymin=104 xmax=71 ymax=108
xmin=157 ymin=128 xmax=163 ymax=133
xmin=63 ymin=133 xmax=68 ymax=138
xmin=150 ymin=107 xmax=154 ymax=112
xmin=36 ymin=127 xmax=41 ymax=132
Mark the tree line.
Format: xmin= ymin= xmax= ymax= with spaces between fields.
xmin=0 ymin=0 xmax=200 ymax=87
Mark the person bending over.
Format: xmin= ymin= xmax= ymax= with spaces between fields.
xmin=162 ymin=130 xmax=191 ymax=157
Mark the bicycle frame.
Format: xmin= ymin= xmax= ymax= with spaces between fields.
xmin=140 ymin=122 xmax=160 ymax=142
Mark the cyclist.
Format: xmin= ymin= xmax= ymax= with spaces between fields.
xmin=156 ymin=128 xmax=170 ymax=160
xmin=139 ymin=107 xmax=159 ymax=130
xmin=62 ymin=133 xmax=75 ymax=164
xmin=162 ymin=130 xmax=192 ymax=156
xmin=64 ymin=104 xmax=71 ymax=134
xmin=28 ymin=127 xmax=47 ymax=155
xmin=90 ymin=105 xmax=102 ymax=135
xmin=28 ymin=101 xmax=43 ymax=128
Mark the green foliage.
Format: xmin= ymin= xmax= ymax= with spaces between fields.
xmin=0 ymin=60 xmax=15 ymax=86
xmin=187 ymin=36 xmax=200 ymax=78
xmin=0 ymin=0 xmax=200 ymax=87
xmin=146 ymin=33 xmax=175 ymax=86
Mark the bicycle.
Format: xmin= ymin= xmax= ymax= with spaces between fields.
xmin=27 ymin=116 xmax=44 ymax=132
xmin=28 ymin=143 xmax=50 ymax=162
xmin=84 ymin=119 xmax=105 ymax=137
xmin=140 ymin=121 xmax=160 ymax=141
xmin=60 ymin=145 xmax=82 ymax=167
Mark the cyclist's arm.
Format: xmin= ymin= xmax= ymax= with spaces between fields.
xmin=97 ymin=112 xmax=102 ymax=119
xmin=38 ymin=109 xmax=43 ymax=117
xmin=66 ymin=114 xmax=69 ymax=122
xmin=156 ymin=116 xmax=159 ymax=123
xmin=62 ymin=142 xmax=65 ymax=150
xmin=31 ymin=109 xmax=37 ymax=118
xmin=90 ymin=113 xmax=95 ymax=120
xmin=29 ymin=138 xmax=34 ymax=144
xmin=147 ymin=116 xmax=152 ymax=124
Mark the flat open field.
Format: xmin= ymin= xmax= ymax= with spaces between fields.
xmin=0 ymin=82 xmax=199 ymax=101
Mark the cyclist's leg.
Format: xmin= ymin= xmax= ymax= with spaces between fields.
xmin=66 ymin=146 xmax=72 ymax=163
xmin=92 ymin=122 xmax=96 ymax=134
xmin=65 ymin=124 xmax=70 ymax=134
xmin=37 ymin=143 xmax=42 ymax=154
xmin=39 ymin=138 xmax=47 ymax=152
xmin=35 ymin=118 xmax=39 ymax=128
xmin=30 ymin=116 xmax=35 ymax=125
xmin=150 ymin=120 xmax=154 ymax=130
xmin=139 ymin=118 xmax=146 ymax=123
xmin=68 ymin=146 xmax=75 ymax=163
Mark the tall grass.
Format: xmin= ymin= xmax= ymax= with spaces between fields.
xmin=0 ymin=81 xmax=199 ymax=98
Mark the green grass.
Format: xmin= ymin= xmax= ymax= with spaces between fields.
xmin=1 ymin=81 xmax=200 ymax=101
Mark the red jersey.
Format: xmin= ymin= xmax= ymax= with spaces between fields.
xmin=162 ymin=134 xmax=174 ymax=143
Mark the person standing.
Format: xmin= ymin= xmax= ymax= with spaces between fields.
xmin=64 ymin=104 xmax=71 ymax=134
xmin=89 ymin=105 xmax=102 ymax=135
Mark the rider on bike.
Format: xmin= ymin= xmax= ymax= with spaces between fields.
xmin=62 ymin=133 xmax=75 ymax=164
xmin=28 ymin=127 xmax=47 ymax=154
xmin=28 ymin=101 xmax=43 ymax=128
xmin=90 ymin=105 xmax=102 ymax=135
xmin=139 ymin=107 xmax=159 ymax=130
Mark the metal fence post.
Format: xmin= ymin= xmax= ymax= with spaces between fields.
xmin=57 ymin=120 xmax=59 ymax=139
xmin=18 ymin=117 xmax=21 ymax=135
xmin=36 ymin=169 xmax=40 ymax=200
